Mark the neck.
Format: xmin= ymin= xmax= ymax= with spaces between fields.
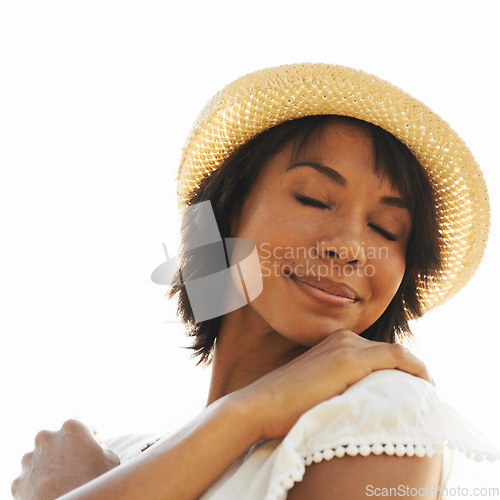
xmin=205 ymin=307 xmax=308 ymax=406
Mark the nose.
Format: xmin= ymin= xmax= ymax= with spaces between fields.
xmin=317 ymin=232 xmax=367 ymax=267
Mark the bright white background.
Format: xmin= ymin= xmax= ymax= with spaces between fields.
xmin=1 ymin=0 xmax=499 ymax=495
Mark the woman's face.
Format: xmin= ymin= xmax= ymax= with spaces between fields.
xmin=230 ymin=122 xmax=412 ymax=347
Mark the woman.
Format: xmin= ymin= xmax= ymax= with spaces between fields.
xmin=12 ymin=64 xmax=498 ymax=499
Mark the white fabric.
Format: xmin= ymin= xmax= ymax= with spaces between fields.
xmin=103 ymin=433 xmax=161 ymax=463
xmin=105 ymin=370 xmax=500 ymax=499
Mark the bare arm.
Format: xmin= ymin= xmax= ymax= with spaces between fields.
xmin=287 ymin=454 xmax=442 ymax=500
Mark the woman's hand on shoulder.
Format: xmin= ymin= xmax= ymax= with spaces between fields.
xmin=231 ymin=329 xmax=433 ymax=441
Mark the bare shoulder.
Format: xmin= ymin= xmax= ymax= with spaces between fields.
xmin=287 ymin=453 xmax=442 ymax=500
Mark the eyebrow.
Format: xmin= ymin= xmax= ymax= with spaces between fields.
xmin=380 ymin=196 xmax=408 ymax=209
xmin=286 ymin=161 xmax=347 ymax=185
xmin=285 ymin=161 xmax=408 ymax=210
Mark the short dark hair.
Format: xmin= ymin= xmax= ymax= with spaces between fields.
xmin=169 ymin=115 xmax=442 ymax=364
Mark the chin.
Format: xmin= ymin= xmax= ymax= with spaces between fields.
xmin=274 ymin=315 xmax=356 ymax=347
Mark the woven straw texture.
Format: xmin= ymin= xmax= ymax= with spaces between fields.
xmin=176 ymin=63 xmax=490 ymax=314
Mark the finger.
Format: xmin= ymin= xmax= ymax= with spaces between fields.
xmin=34 ymin=429 xmax=55 ymax=449
xmin=104 ymin=447 xmax=121 ymax=466
xmin=11 ymin=476 xmax=20 ymax=498
xmin=361 ymin=343 xmax=433 ymax=384
xmin=61 ymin=418 xmax=95 ymax=437
xmin=70 ymin=415 xmax=99 ymax=435
xmin=62 ymin=418 xmax=106 ymax=449
xmin=21 ymin=451 xmax=33 ymax=468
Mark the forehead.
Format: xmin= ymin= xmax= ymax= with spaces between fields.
xmin=291 ymin=121 xmax=375 ymax=166
xmin=274 ymin=122 xmax=394 ymax=192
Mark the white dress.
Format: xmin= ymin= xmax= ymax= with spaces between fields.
xmin=104 ymin=370 xmax=500 ymax=499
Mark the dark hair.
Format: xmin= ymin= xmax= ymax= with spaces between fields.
xmin=169 ymin=115 xmax=442 ymax=364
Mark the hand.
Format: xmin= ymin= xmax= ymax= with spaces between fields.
xmin=11 ymin=419 xmax=120 ymax=500
xmin=233 ymin=329 xmax=433 ymax=441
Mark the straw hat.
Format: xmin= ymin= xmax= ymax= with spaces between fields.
xmin=176 ymin=63 xmax=490 ymax=314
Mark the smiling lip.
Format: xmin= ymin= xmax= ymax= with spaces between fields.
xmin=289 ymin=274 xmax=361 ymax=306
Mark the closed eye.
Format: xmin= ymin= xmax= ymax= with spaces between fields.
xmin=295 ymin=194 xmax=330 ymax=209
xmin=296 ymin=194 xmax=397 ymax=241
xmin=368 ymin=223 xmax=397 ymax=242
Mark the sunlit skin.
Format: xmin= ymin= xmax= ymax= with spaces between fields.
xmin=208 ymin=123 xmax=412 ymax=403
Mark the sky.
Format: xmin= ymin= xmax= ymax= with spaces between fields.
xmin=1 ymin=0 xmax=499 ymax=495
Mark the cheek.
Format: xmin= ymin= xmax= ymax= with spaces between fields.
xmin=373 ymin=249 xmax=406 ymax=299
xmin=250 ymin=209 xmax=311 ymax=265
